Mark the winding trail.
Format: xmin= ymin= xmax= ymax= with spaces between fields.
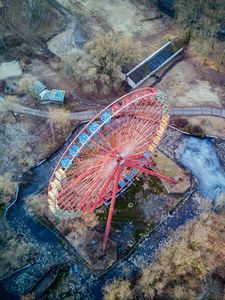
xmin=4 ymin=104 xmax=225 ymax=121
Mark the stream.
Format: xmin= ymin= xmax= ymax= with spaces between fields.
xmin=179 ymin=137 xmax=225 ymax=201
xmin=0 ymin=129 xmax=225 ymax=299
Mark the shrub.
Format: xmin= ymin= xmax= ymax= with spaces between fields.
xmin=174 ymin=117 xmax=188 ymax=128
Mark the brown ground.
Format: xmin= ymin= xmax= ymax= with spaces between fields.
xmin=155 ymin=59 xmax=225 ymax=108
xmin=151 ymin=149 xmax=191 ymax=193
xmin=178 ymin=115 xmax=225 ymax=138
xmin=66 ymin=231 xmax=117 ymax=272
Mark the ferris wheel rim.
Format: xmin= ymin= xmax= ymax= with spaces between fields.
xmin=48 ymin=87 xmax=171 ymax=217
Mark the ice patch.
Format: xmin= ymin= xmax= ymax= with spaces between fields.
xmin=178 ymin=137 xmax=225 ymax=200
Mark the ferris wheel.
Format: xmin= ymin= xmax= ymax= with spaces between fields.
xmin=48 ymin=87 xmax=176 ymax=252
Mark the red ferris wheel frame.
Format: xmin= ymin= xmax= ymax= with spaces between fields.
xmin=48 ymin=88 xmax=176 ymax=252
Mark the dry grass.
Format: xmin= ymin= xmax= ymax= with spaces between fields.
xmin=151 ymin=149 xmax=191 ymax=193
xmin=157 ymin=60 xmax=224 ymax=108
xmin=0 ymin=218 xmax=35 ymax=278
xmin=185 ymin=116 xmax=225 ymax=138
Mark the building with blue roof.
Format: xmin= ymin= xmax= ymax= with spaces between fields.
xmin=33 ymin=81 xmax=46 ymax=95
xmin=49 ymin=89 xmax=65 ymax=103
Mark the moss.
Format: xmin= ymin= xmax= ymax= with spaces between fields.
xmin=148 ymin=175 xmax=164 ymax=194
xmin=59 ymin=239 xmax=65 ymax=246
xmin=35 ymin=216 xmax=55 ymax=230
xmin=97 ymin=179 xmax=156 ymax=246
xmin=48 ymin=266 xmax=70 ymax=291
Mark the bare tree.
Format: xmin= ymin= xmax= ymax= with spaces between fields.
xmin=18 ymin=75 xmax=38 ymax=100
xmin=103 ymin=280 xmax=132 ymax=300
xmin=0 ymin=172 xmax=16 ymax=204
xmin=48 ymin=108 xmax=70 ymax=144
xmin=106 ymin=209 xmax=225 ymax=299
xmin=175 ymin=0 xmax=225 ymax=59
xmin=0 ymin=123 xmax=35 ymax=174
xmin=0 ymin=95 xmax=19 ymax=120
xmin=57 ymin=212 xmax=99 ymax=238
xmin=26 ymin=193 xmax=49 ymax=216
xmin=64 ymin=32 xmax=142 ymax=95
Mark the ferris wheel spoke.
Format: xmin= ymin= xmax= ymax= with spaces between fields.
xmin=89 ymin=136 xmax=112 ymax=154
xmin=58 ymin=166 xmax=103 ymax=205
xmin=59 ymin=173 xmax=104 ymax=213
xmin=102 ymin=165 xmax=122 ymax=253
xmin=126 ymin=104 xmax=162 ymax=144
xmin=118 ymin=108 xmax=161 ymax=150
xmin=97 ymin=130 xmax=115 ymax=152
xmin=90 ymin=164 xmax=119 ymax=213
xmin=125 ymin=160 xmax=176 ymax=184
xmin=78 ymin=174 xmax=113 ymax=212
xmin=130 ymin=112 xmax=163 ymax=150
xmin=58 ymin=168 xmax=93 ymax=198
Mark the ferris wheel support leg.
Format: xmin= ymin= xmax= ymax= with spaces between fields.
xmin=125 ymin=161 xmax=176 ymax=184
xmin=91 ymin=165 xmax=119 ymax=213
xmin=102 ymin=166 xmax=121 ymax=253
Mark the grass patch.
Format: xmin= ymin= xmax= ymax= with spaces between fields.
xmin=35 ymin=216 xmax=55 ymax=230
xmin=148 ymin=175 xmax=164 ymax=194
xmin=97 ymin=178 xmax=156 ymax=245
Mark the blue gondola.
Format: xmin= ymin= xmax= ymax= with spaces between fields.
xmin=144 ymin=150 xmax=151 ymax=159
xmin=69 ymin=144 xmax=80 ymax=157
xmin=100 ymin=111 xmax=111 ymax=124
xmin=79 ymin=133 xmax=89 ymax=144
xmin=61 ymin=157 xmax=71 ymax=168
xmin=132 ymin=168 xmax=138 ymax=174
xmin=125 ymin=173 xmax=133 ymax=181
xmin=89 ymin=122 xmax=100 ymax=133
xmin=118 ymin=179 xmax=126 ymax=188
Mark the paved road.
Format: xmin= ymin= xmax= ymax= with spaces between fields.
xmin=9 ymin=104 xmax=99 ymax=121
xmin=8 ymin=104 xmax=225 ymax=121
xmin=171 ymin=106 xmax=225 ymax=118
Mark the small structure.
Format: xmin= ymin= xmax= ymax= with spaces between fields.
xmin=39 ymin=89 xmax=51 ymax=102
xmin=49 ymin=89 xmax=66 ymax=103
xmin=123 ymin=41 xmax=183 ymax=88
xmin=33 ymin=81 xmax=65 ymax=104
xmin=33 ymin=81 xmax=46 ymax=95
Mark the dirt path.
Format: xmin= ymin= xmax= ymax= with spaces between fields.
xmin=9 ymin=104 xmax=98 ymax=120
xmin=6 ymin=104 xmax=225 ymax=121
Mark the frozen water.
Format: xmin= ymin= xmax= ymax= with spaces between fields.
xmin=178 ymin=137 xmax=225 ymax=200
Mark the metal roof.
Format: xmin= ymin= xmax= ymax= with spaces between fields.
xmin=49 ymin=89 xmax=65 ymax=103
xmin=33 ymin=81 xmax=46 ymax=95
